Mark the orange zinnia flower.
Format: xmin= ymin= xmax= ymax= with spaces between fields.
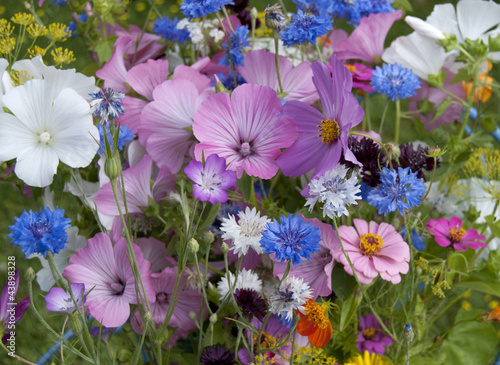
xmin=488 ymin=306 xmax=500 ymax=321
xmin=295 ymin=299 xmax=333 ymax=347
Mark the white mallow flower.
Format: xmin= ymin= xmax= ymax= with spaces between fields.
xmin=221 ymin=207 xmax=271 ymax=256
xmin=0 ymin=58 xmax=13 ymax=110
xmin=32 ymin=227 xmax=87 ymax=291
xmin=0 ymin=79 xmax=99 ymax=187
xmin=305 ymin=165 xmax=361 ymax=219
xmin=12 ymin=55 xmax=98 ymax=101
xmin=268 ymin=276 xmax=312 ymax=322
xmin=217 ymin=269 xmax=262 ymax=299
xmin=406 ymin=0 xmax=500 ymax=45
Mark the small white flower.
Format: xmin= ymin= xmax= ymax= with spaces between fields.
xmin=221 ymin=207 xmax=271 ymax=256
xmin=217 ymin=269 xmax=262 ymax=300
xmin=268 ymin=276 xmax=312 ymax=321
xmin=209 ymin=28 xmax=225 ymax=42
xmin=305 ymin=165 xmax=361 ymax=219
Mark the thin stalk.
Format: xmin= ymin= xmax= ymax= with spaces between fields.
xmin=273 ymin=30 xmax=284 ymax=94
xmin=394 ymin=99 xmax=401 ymax=145
xmin=314 ymin=43 xmax=324 ymax=63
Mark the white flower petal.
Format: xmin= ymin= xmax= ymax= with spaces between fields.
xmin=15 ymin=145 xmax=59 ymax=187
xmin=457 ymin=0 xmax=500 ymax=41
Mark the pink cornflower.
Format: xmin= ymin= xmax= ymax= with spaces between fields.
xmin=336 ymin=219 xmax=410 ymax=285
xmin=237 ymin=50 xmax=318 ymax=104
xmin=426 ymin=216 xmax=486 ymax=251
xmin=193 ymin=83 xmax=297 ymax=179
xmin=276 ymin=57 xmax=364 ymax=178
xmin=64 ymin=233 xmax=155 ymax=328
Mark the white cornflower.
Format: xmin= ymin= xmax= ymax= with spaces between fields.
xmin=268 ymin=276 xmax=312 ymax=321
xmin=0 ymin=79 xmax=99 ymax=187
xmin=221 ymin=207 xmax=271 ymax=256
xmin=217 ymin=269 xmax=262 ymax=300
xmin=305 ymin=165 xmax=361 ymax=219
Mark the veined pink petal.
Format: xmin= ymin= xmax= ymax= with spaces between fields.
xmin=127 ymin=59 xmax=169 ymax=100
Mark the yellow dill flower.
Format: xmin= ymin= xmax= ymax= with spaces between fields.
xmin=11 ymin=13 xmax=34 ymax=26
xmin=27 ymin=23 xmax=48 ymax=38
xmin=461 ymin=300 xmax=472 ymax=311
xmin=0 ymin=37 xmax=15 ymax=54
xmin=0 ymin=20 xmax=14 ymax=37
xmin=28 ymin=45 xmax=46 ymax=58
xmin=0 ymin=6 xmax=6 ymax=15
xmin=47 ymin=23 xmax=71 ymax=42
xmin=157 ymin=0 xmax=165 ymax=5
xmin=345 ymin=351 xmax=390 ymax=365
xmin=11 ymin=70 xmax=34 ymax=86
xmin=135 ymin=1 xmax=147 ymax=11
xmin=169 ymin=4 xmax=179 ymax=13
xmin=51 ymin=47 xmax=76 ymax=66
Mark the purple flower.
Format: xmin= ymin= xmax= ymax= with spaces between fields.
xmin=357 ymin=313 xmax=394 ymax=355
xmin=184 ymin=154 xmax=237 ymax=204
xmin=277 ymin=57 xmax=364 ymax=177
xmin=45 ymin=283 xmax=86 ymax=314
xmin=0 ymin=270 xmax=30 ymax=344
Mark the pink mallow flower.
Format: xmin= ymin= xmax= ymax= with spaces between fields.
xmin=276 ymin=57 xmax=364 ymax=178
xmin=184 ymin=154 xmax=237 ymax=204
xmin=0 ymin=270 xmax=30 ymax=344
xmin=237 ymin=49 xmax=318 ymax=104
xmin=336 ymin=219 xmax=410 ymax=285
xmin=357 ymin=313 xmax=394 ymax=355
xmin=193 ymin=84 xmax=297 ymax=179
xmin=64 ymin=233 xmax=155 ymax=328
xmin=426 ymin=216 xmax=486 ymax=251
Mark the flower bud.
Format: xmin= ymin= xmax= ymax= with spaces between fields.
xmin=221 ymin=242 xmax=230 ymax=254
xmin=70 ymin=312 xmax=83 ymax=335
xmin=24 ymin=267 xmax=35 ymax=282
xmin=265 ymin=4 xmax=285 ymax=33
xmin=209 ymin=313 xmax=218 ymax=324
xmin=202 ymin=230 xmax=215 ymax=245
xmin=403 ymin=324 xmax=414 ymax=343
xmin=189 ymin=311 xmax=198 ymax=321
xmin=426 ymin=147 xmax=442 ymax=158
xmin=188 ymin=238 xmax=199 ymax=253
xmin=103 ymin=154 xmax=122 ymax=181
xmin=385 ymin=143 xmax=401 ymax=160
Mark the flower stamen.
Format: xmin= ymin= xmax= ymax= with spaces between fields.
xmin=317 ymin=119 xmax=340 ymax=143
xmin=359 ymin=233 xmax=384 ymax=257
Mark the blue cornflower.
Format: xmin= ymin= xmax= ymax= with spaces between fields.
xmin=280 ymin=10 xmax=332 ymax=46
xmin=260 ymin=214 xmax=321 ymax=267
xmin=78 ymin=12 xmax=88 ymax=23
xmin=89 ymin=88 xmax=125 ymax=122
xmin=329 ymin=0 xmax=363 ymax=26
xmin=153 ymin=16 xmax=190 ymax=44
xmin=367 ymin=167 xmax=426 ymax=216
xmin=180 ymin=0 xmax=234 ymax=20
xmin=96 ymin=123 xmax=135 ymax=154
xmin=215 ymin=71 xmax=246 ymax=91
xmin=49 ymin=0 xmax=67 ymax=7
xmin=371 ymin=63 xmax=421 ymax=101
xmin=9 ymin=207 xmax=71 ymax=258
xmin=291 ymin=0 xmax=332 ymax=17
xmin=359 ymin=0 xmax=395 ymax=16
xmin=68 ymin=21 xmax=77 ymax=37
xmin=220 ymin=25 xmax=249 ymax=67
xmin=401 ymin=226 xmax=426 ymax=251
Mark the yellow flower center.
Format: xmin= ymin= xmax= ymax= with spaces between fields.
xmin=317 ymin=119 xmax=340 ymax=143
xmin=362 ymin=327 xmax=376 ymax=340
xmin=345 ymin=64 xmax=357 ymax=72
xmin=253 ymin=331 xmax=278 ymax=350
xmin=304 ymin=301 xmax=330 ymax=330
xmin=359 ymin=233 xmax=384 ymax=258
xmin=449 ymin=226 xmax=465 ymax=243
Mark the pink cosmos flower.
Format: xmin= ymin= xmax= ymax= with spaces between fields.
xmin=426 ymin=216 xmax=487 ymax=251
xmin=237 ymin=50 xmax=318 ymax=104
xmin=357 ymin=313 xmax=394 ymax=355
xmin=273 ymin=217 xmax=340 ymax=298
xmin=336 ymin=219 xmax=410 ymax=285
xmin=276 ymin=58 xmax=364 ymax=178
xmin=193 ymin=83 xmax=297 ymax=179
xmin=334 ymin=10 xmax=403 ymax=65
xmin=64 ymin=233 xmax=155 ymax=328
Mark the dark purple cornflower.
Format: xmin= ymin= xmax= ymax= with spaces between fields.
xmin=234 ymin=288 xmax=266 ymax=321
xmin=200 ymin=345 xmax=237 ymax=365
xmin=184 ymin=154 xmax=237 ymax=205
xmin=395 ymin=143 xmax=438 ymax=181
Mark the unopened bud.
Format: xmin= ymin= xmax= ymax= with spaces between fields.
xmin=221 ymin=242 xmax=230 ymax=254
xmin=403 ymin=324 xmax=414 ymax=343
xmin=265 ymin=4 xmax=285 ymax=33
xmin=188 ymin=238 xmax=199 ymax=253
xmin=70 ymin=312 xmax=83 ymax=334
xmin=189 ymin=311 xmax=197 ymax=321
xmin=426 ymin=147 xmax=443 ymax=158
xmin=202 ymin=230 xmax=215 ymax=245
xmin=24 ymin=267 xmax=35 ymax=282
xmin=250 ymin=7 xmax=258 ymax=21
xmin=103 ymin=154 xmax=122 ymax=181
xmin=209 ymin=313 xmax=218 ymax=324
xmin=144 ymin=311 xmax=154 ymax=327
xmin=385 ymin=143 xmax=401 ymax=160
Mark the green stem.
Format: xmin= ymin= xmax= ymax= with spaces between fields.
xmin=394 ymin=99 xmax=401 ymax=145
xmin=458 ymin=63 xmax=481 ymax=139
xmin=273 ymin=30 xmax=284 ymax=94
xmin=314 ymin=43 xmax=324 ymax=63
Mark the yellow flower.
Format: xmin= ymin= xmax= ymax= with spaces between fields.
xmin=27 ymin=23 xmax=48 ymax=38
xmin=344 ymin=351 xmax=390 ymax=365
xmin=28 ymin=45 xmax=46 ymax=58
xmin=0 ymin=37 xmax=15 ymax=54
xmin=47 ymin=23 xmax=71 ymax=42
xmin=11 ymin=13 xmax=34 ymax=26
xmin=0 ymin=20 xmax=14 ymax=37
xmin=51 ymin=47 xmax=76 ymax=66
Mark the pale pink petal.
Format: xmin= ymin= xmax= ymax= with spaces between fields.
xmin=127 ymin=59 xmax=169 ymax=100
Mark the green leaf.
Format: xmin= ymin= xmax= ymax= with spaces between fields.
xmin=393 ymin=0 xmax=412 ymax=12
xmin=339 ymin=291 xmax=362 ymax=331
xmin=95 ymin=38 xmax=116 ymax=63
xmin=442 ymin=321 xmax=497 ymax=365
xmin=237 ymin=171 xmax=252 ymax=202
xmin=430 ymin=98 xmax=452 ymax=123
xmin=450 ymin=64 xmax=475 ymax=84
xmin=485 ymin=214 xmax=500 ymax=238
xmin=477 ymin=115 xmax=498 ymax=132
xmin=445 ymin=251 xmax=468 ymax=285
xmin=331 ymin=265 xmax=358 ymax=302
xmin=458 ymin=271 xmax=500 ymax=297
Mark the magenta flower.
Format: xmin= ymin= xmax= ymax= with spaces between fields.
xmin=184 ymin=154 xmax=237 ymax=204
xmin=237 ymin=50 xmax=318 ymax=104
xmin=193 ymin=84 xmax=297 ymax=179
xmin=427 ymin=216 xmax=487 ymax=251
xmin=64 ymin=233 xmax=155 ymax=328
xmin=276 ymin=58 xmax=364 ymax=177
xmin=0 ymin=270 xmax=30 ymax=344
xmin=334 ymin=10 xmax=403 ymax=65
xmin=357 ymin=313 xmax=394 ymax=355
xmin=336 ymin=219 xmax=410 ymax=285
xmin=273 ymin=217 xmax=340 ymax=298
xmin=45 ymin=283 xmax=86 ymax=314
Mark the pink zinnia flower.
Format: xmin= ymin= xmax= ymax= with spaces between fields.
xmin=237 ymin=50 xmax=318 ymax=104
xmin=273 ymin=217 xmax=340 ymax=298
xmin=64 ymin=233 xmax=155 ymax=328
xmin=357 ymin=313 xmax=394 ymax=355
xmin=193 ymin=84 xmax=297 ymax=179
xmin=427 ymin=216 xmax=487 ymax=251
xmin=276 ymin=58 xmax=364 ymax=177
xmin=336 ymin=219 xmax=410 ymax=285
